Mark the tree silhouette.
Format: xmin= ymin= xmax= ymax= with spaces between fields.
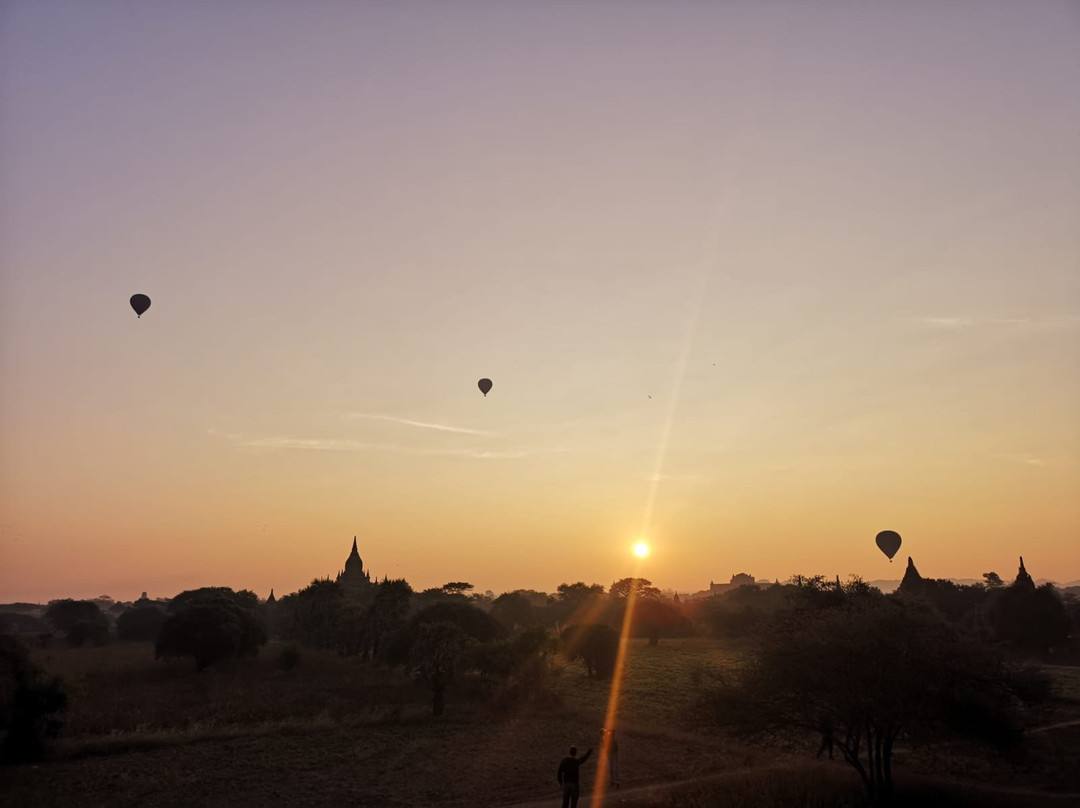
xmin=365 ymin=578 xmax=413 ymax=661
xmin=441 ymin=582 xmax=474 ymax=597
xmin=491 ymin=591 xmax=535 ymax=631
xmin=561 ymin=623 xmax=618 ymax=679
xmin=155 ymin=599 xmax=266 ymax=670
xmin=699 ymin=595 xmax=1049 ymax=803
xmin=990 ymin=582 xmax=1071 ymax=657
xmin=551 ymin=582 xmax=606 ymax=625
xmin=983 ymin=572 xmax=1005 ymax=589
xmin=0 ymin=636 xmax=67 ymax=763
xmin=168 ymin=587 xmax=259 ymax=613
xmin=608 ymin=578 xmax=661 ymax=600
xmin=281 ymin=578 xmax=349 ymax=651
xmin=409 ymin=621 xmax=467 ymax=716
xmin=44 ymin=599 xmax=109 ymax=647
xmin=116 ymin=604 xmax=167 ymax=642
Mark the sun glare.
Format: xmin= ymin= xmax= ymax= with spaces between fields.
xmin=633 ymin=541 xmax=649 ymax=558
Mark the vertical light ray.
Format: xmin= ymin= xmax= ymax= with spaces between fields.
xmin=591 ymin=31 xmax=775 ymax=807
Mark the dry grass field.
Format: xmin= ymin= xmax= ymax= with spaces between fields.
xmin=2 ymin=637 xmax=1078 ymax=807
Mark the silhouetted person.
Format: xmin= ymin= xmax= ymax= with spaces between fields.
xmin=601 ymin=728 xmax=619 ymax=788
xmin=557 ymin=746 xmax=592 ymax=808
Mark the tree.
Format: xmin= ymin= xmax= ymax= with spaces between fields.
xmin=155 ymin=599 xmax=267 ymax=670
xmin=408 ymin=601 xmax=506 ymax=643
xmin=556 ymin=582 xmax=605 ymax=604
xmin=491 ymin=591 xmax=536 ymax=631
xmin=561 ymin=623 xmax=618 ymax=679
xmin=116 ymin=604 xmax=167 ymax=642
xmin=551 ymin=582 xmax=606 ymax=625
xmin=365 ymin=578 xmax=413 ymax=662
xmin=698 ymin=596 xmax=1049 ymax=803
xmin=633 ymin=597 xmax=685 ymax=645
xmin=441 ymin=582 xmax=474 ymax=597
xmin=44 ymin=599 xmax=109 ymax=647
xmin=609 ymin=578 xmax=662 ymax=601
xmin=983 ymin=572 xmax=1005 ymax=589
xmin=168 ymin=587 xmax=260 ymax=613
xmin=989 ymin=582 xmax=1071 ymax=657
xmin=0 ymin=635 xmax=67 ymax=763
xmin=280 ymin=579 xmax=349 ymax=651
xmin=409 ymin=622 xmax=467 ymax=716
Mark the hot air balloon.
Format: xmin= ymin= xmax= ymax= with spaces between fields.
xmin=478 ymin=378 xmax=493 ymax=397
xmin=130 ymin=294 xmax=151 ymax=318
xmin=875 ymin=530 xmax=902 ymax=562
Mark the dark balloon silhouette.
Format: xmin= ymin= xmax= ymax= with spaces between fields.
xmin=130 ymin=294 xmax=151 ymax=318
xmin=478 ymin=378 xmax=493 ymax=397
xmin=875 ymin=530 xmax=902 ymax=562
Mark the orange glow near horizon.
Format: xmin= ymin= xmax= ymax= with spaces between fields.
xmin=2 ymin=3 xmax=1079 ymax=603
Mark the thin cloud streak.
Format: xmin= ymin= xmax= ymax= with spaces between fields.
xmin=206 ymin=429 xmax=371 ymax=452
xmin=914 ymin=315 xmax=1080 ymax=331
xmin=341 ymin=412 xmax=497 ymax=437
xmin=207 ymin=429 xmax=559 ymax=459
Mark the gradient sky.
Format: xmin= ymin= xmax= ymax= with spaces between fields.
xmin=2 ymin=1 xmax=1078 ymax=603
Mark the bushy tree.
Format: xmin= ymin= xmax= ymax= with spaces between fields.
xmin=1 ymin=635 xmax=67 ymax=763
xmin=550 ymin=582 xmax=606 ymax=625
xmin=409 ymin=621 xmax=467 ymax=716
xmin=408 ymin=601 xmax=505 ymax=644
xmin=561 ymin=623 xmax=618 ymax=679
xmin=697 ymin=596 xmax=1050 ymax=803
xmin=116 ymin=604 xmax=167 ymax=642
xmin=279 ymin=579 xmax=348 ymax=651
xmin=472 ymin=627 xmax=559 ymax=710
xmin=633 ymin=597 xmax=686 ymax=645
xmin=490 ymin=591 xmax=536 ymax=631
xmin=983 ymin=572 xmax=1005 ymax=589
xmin=470 ymin=627 xmax=555 ymax=678
xmin=168 ymin=587 xmax=260 ymax=613
xmin=989 ymin=582 xmax=1071 ymax=657
xmin=609 ymin=577 xmax=661 ymax=600
xmin=155 ymin=598 xmax=266 ymax=670
xmin=365 ymin=578 xmax=412 ymax=662
xmin=43 ymin=599 xmax=109 ymax=647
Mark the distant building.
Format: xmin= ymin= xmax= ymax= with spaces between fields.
xmin=707 ymin=573 xmax=760 ymax=597
xmin=335 ymin=536 xmax=373 ymax=600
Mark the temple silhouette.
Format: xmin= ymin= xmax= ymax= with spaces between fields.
xmin=335 ymin=536 xmax=373 ymax=600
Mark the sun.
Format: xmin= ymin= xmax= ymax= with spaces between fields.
xmin=633 ymin=541 xmax=650 ymax=558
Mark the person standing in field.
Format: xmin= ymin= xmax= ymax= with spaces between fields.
xmin=601 ymin=728 xmax=620 ymax=788
xmin=556 ymin=745 xmax=592 ymax=808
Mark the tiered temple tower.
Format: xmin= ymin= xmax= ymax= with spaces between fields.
xmin=336 ymin=536 xmax=372 ymax=600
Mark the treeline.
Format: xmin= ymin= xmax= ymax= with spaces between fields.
xmin=0 ymin=575 xmax=691 ymax=762
xmin=4 ymin=562 xmax=1076 ymax=768
xmin=693 ymin=560 xmax=1079 ymax=661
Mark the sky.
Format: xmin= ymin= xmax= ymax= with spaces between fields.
xmin=1 ymin=1 xmax=1078 ymax=603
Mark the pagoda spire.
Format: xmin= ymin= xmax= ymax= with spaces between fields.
xmin=1014 ymin=555 xmax=1035 ymax=592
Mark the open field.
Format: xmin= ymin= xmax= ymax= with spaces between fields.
xmin=3 ymin=638 xmax=1079 ymax=807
